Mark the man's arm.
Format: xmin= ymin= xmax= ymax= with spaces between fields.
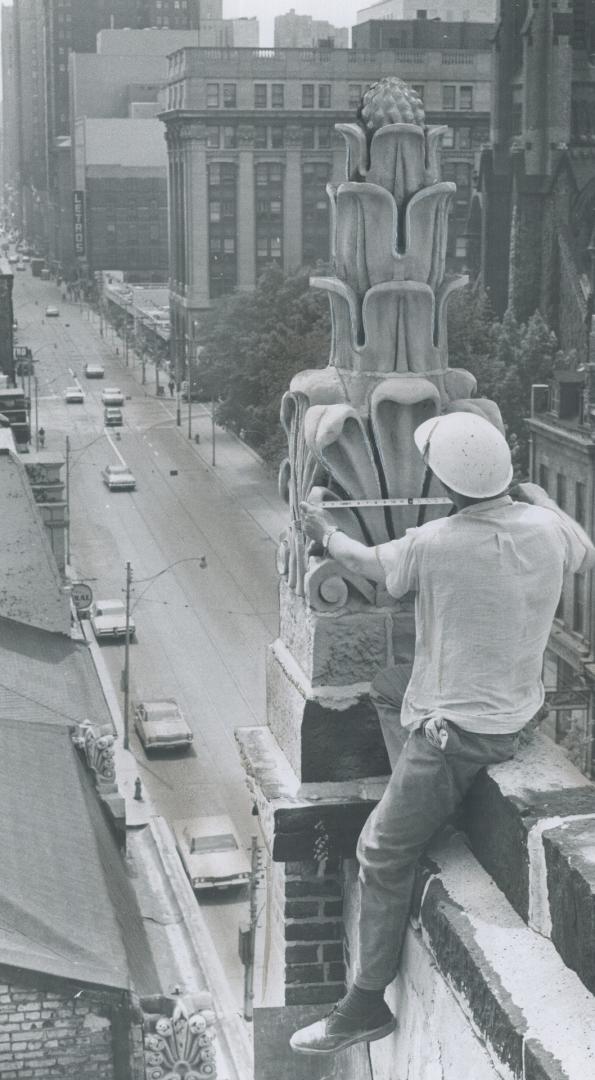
xmin=299 ymin=502 xmax=386 ymax=582
xmin=511 ymin=482 xmax=595 ymax=571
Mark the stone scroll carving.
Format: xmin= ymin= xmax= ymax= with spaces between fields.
xmin=72 ymin=720 xmax=117 ymax=793
xmin=143 ymin=997 xmax=217 ymax=1079
xmin=278 ymin=77 xmax=504 ymax=610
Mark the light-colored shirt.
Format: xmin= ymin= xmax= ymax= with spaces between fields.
xmin=376 ymin=495 xmax=587 ymax=735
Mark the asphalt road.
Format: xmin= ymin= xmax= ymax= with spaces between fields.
xmin=12 ymin=264 xmax=285 ymax=1015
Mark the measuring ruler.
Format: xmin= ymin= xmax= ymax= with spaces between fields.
xmin=318 ymin=497 xmax=452 ymax=509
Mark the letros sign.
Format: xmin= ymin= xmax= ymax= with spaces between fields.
xmin=73 ymin=190 xmax=86 ymax=256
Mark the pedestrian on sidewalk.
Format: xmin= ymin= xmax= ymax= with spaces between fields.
xmin=38 ymin=427 xmax=45 ymax=449
xmin=292 ymin=411 xmax=595 ymax=1058
xmin=168 ymin=378 xmax=175 ymax=398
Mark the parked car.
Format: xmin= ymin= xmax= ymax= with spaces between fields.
xmin=8 ymin=254 xmax=17 ymax=264
xmin=172 ymin=814 xmax=251 ymax=890
xmin=134 ymin=699 xmax=193 ymax=752
xmin=16 ymin=262 xmax=26 ymax=271
xmin=102 ymin=463 xmax=135 ymax=490
xmin=101 ymin=387 xmax=124 ymax=406
xmin=89 ymin=599 xmax=135 ymax=641
xmin=45 ymin=305 xmax=60 ymax=317
xmin=104 ymin=407 xmax=123 ymax=427
xmin=64 ymin=386 xmax=84 ymax=404
xmin=84 ymin=363 xmax=105 ymax=379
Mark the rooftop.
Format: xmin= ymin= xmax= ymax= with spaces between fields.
xmin=0 ymin=716 xmax=159 ymax=992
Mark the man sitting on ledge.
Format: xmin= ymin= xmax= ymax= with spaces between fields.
xmin=291 ymin=411 xmax=595 ymax=1057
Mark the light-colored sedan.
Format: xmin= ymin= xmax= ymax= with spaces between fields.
xmin=173 ymin=815 xmax=251 ymax=890
xmin=101 ymin=387 xmax=124 ymax=406
xmin=89 ymin=599 xmax=135 ymax=641
xmin=102 ymin=463 xmax=136 ymax=491
xmin=45 ymin=305 xmax=60 ymax=317
xmin=64 ymin=386 xmax=84 ymax=404
xmin=134 ymin=699 xmax=193 ymax=752
xmin=85 ymin=363 xmax=105 ymax=379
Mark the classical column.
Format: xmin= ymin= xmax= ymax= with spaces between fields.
xmin=183 ymin=123 xmax=210 ymax=311
xmin=283 ymin=125 xmax=303 ymax=272
xmin=237 ymin=125 xmax=256 ymax=291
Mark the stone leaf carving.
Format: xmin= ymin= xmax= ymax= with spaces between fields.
xmin=72 ymin=720 xmax=117 ymax=793
xmin=144 ymin=1000 xmax=217 ymax=1080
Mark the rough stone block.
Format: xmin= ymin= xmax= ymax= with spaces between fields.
xmin=266 ymin=642 xmax=389 ymax=781
xmin=544 ymin=818 xmax=595 ymax=993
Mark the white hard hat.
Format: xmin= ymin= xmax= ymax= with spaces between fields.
xmin=413 ymin=412 xmax=513 ymax=499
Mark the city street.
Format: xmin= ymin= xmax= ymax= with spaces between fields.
xmin=11 ymin=266 xmax=286 ymax=1014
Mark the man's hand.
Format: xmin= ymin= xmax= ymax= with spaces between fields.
xmin=299 ymin=501 xmax=335 ymax=545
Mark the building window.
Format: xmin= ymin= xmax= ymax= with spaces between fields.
xmin=539 ymin=464 xmax=549 ymax=493
xmin=222 ymin=126 xmax=236 ymax=148
xmin=302 ymin=84 xmax=315 ymax=108
xmin=458 ymin=126 xmax=471 ymax=149
xmin=573 ymin=573 xmax=585 ymax=635
xmin=303 ymin=161 xmax=331 ymax=266
xmin=472 ymin=125 xmax=489 ymax=147
xmin=301 ymin=126 xmax=315 ymax=149
xmin=455 ymin=237 xmax=467 ymax=258
xmin=442 ymin=85 xmax=456 ymax=110
xmin=223 ymin=83 xmax=236 ymax=108
xmin=412 ymin=83 xmax=425 ymax=102
xmin=254 ymin=83 xmax=267 ymax=109
xmin=206 ymin=125 xmax=220 ymax=148
xmin=319 ymin=84 xmax=331 ymax=108
xmin=575 ymin=481 xmax=586 ymax=526
xmin=556 ymin=472 xmax=566 ymax=510
xmin=317 ymin=125 xmax=332 ymax=149
xmin=209 ymin=201 xmax=221 ymax=223
xmin=442 ymin=161 xmax=472 ymax=219
xmin=442 ymin=126 xmax=455 ymax=148
xmin=460 ymin=85 xmax=473 ymax=110
xmin=270 ymin=125 xmax=284 ymax=149
xmin=255 ymin=162 xmax=284 ymax=271
xmin=208 ymin=161 xmax=237 ymax=298
xmin=348 ymin=83 xmax=362 ymax=109
xmin=254 ymin=126 xmax=267 ymax=149
xmin=207 ymin=83 xmax=219 ymax=108
xmin=272 ymin=84 xmax=284 ymax=108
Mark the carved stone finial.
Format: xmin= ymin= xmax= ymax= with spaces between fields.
xmin=143 ymin=997 xmax=217 ymax=1079
xmin=358 ymin=76 xmax=425 ymax=134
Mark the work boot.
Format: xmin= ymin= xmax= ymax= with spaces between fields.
xmin=290 ymin=1000 xmax=396 ymax=1055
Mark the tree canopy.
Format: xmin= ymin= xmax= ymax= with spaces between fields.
xmin=197 ymin=268 xmax=573 ymax=474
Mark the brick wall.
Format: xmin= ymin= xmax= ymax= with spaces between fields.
xmin=283 ymin=858 xmax=346 ymax=1006
xmin=0 ymin=969 xmax=136 ymax=1079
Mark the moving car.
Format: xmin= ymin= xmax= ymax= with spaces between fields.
xmin=45 ymin=305 xmax=60 ymax=317
xmin=84 ymin=363 xmax=105 ymax=379
xmin=104 ymin=407 xmax=123 ymax=427
xmin=134 ymin=699 xmax=193 ymax=752
xmin=101 ymin=387 xmax=124 ymax=406
xmin=64 ymin=386 xmax=84 ymax=404
xmin=89 ymin=599 xmax=135 ymax=641
xmin=172 ymin=814 xmax=251 ymax=890
xmin=102 ymin=463 xmax=135 ymax=490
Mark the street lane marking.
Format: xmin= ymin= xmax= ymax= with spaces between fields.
xmin=104 ymin=430 xmax=127 ymax=467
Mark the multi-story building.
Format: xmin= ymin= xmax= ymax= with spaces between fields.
xmin=356 ymin=0 xmax=497 ymax=21
xmin=274 ymin=9 xmax=348 ymax=49
xmin=159 ymin=38 xmax=492 ymax=369
xmin=1 ymin=5 xmax=19 ymax=226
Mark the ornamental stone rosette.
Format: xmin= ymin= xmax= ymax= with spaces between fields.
xmin=279 ymin=76 xmax=504 ymax=611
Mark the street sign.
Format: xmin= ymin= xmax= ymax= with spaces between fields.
xmin=71 ymin=582 xmax=93 ymax=612
xmin=13 ymin=346 xmax=32 ymax=359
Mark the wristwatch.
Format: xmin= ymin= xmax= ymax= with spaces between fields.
xmin=322 ymin=526 xmax=340 ymax=555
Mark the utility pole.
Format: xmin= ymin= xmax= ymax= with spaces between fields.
xmin=34 ymin=376 xmax=38 ymax=450
xmin=211 ymin=398 xmax=216 ymax=466
xmin=240 ymin=835 xmax=261 ymax=1022
xmin=187 ymin=388 xmax=192 ymax=440
xmin=122 ymin=560 xmax=133 ymax=750
xmin=65 ymin=435 xmax=70 ymax=566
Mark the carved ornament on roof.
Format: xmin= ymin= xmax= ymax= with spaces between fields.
xmin=72 ymin=720 xmax=117 ymax=793
xmin=277 ymin=76 xmax=505 ymax=611
xmin=144 ymin=997 xmax=217 ymax=1079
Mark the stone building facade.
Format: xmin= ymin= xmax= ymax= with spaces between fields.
xmin=159 ymin=40 xmax=491 ymax=378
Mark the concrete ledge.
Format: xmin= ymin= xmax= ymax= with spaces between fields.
xmin=417 ymin=831 xmax=595 ymax=1080
xmin=461 ymin=733 xmax=595 ymax=993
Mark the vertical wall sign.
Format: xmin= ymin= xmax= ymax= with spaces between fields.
xmin=73 ymin=190 xmax=86 ymax=256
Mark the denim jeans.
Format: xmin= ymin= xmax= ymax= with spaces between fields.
xmin=354 ymin=668 xmax=519 ymax=990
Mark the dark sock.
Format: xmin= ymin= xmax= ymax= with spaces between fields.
xmin=335 ymin=983 xmax=386 ymax=1019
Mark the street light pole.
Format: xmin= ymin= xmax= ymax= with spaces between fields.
xmin=65 ymin=435 xmax=70 ymax=566
xmin=34 ymin=376 xmax=38 ymax=450
xmin=211 ymin=398 xmax=216 ymax=466
xmin=123 ymin=560 xmax=133 ymax=750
